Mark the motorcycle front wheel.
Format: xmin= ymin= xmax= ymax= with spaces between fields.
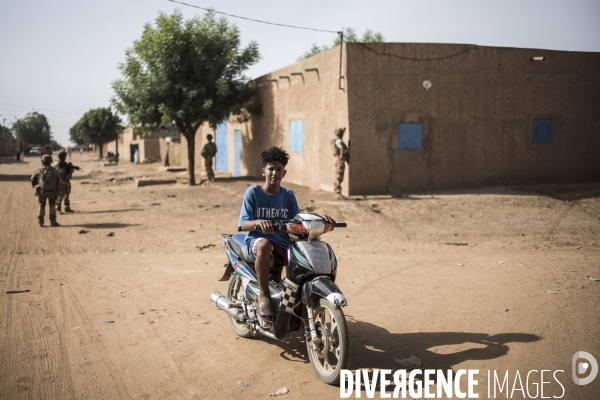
xmin=226 ymin=275 xmax=252 ymax=338
xmin=306 ymin=298 xmax=350 ymax=385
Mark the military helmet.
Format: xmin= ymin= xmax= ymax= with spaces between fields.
xmin=41 ymin=154 xmax=53 ymax=165
xmin=58 ymin=150 xmax=67 ymax=159
xmin=334 ymin=127 xmax=346 ymax=138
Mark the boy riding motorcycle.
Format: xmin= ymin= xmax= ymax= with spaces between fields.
xmin=237 ymin=146 xmax=335 ymax=321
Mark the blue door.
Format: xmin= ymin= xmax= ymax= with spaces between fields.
xmin=234 ymin=130 xmax=241 ymax=177
xmin=215 ymin=119 xmax=228 ymax=172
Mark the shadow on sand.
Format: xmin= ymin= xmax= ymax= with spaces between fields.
xmin=64 ymin=223 xmax=141 ymax=229
xmin=0 ymin=174 xmax=31 ymax=182
xmin=251 ymin=317 xmax=540 ymax=390
xmin=74 ymin=209 xmax=143 ymax=214
xmin=349 ymin=181 xmax=600 ymax=202
xmin=0 ymin=157 xmax=33 ymax=165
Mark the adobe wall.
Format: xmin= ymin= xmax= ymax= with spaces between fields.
xmin=182 ymin=46 xmax=350 ymax=192
xmin=106 ymin=129 xmax=181 ymax=163
xmin=346 ymin=43 xmax=600 ymax=194
xmin=182 ymin=123 xmax=242 ymax=180
xmin=105 ymin=129 xmax=134 ymax=160
xmin=0 ymin=136 xmax=17 ymax=156
xmin=158 ymin=139 xmax=181 ymax=166
xmin=238 ymin=47 xmax=350 ymax=193
xmin=142 ymin=140 xmax=161 ymax=161
xmin=169 ymin=141 xmax=181 ymax=166
xmin=181 ymin=127 xmax=216 ymax=180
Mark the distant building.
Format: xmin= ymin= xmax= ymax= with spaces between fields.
xmin=105 ymin=128 xmax=181 ymax=165
xmin=0 ymin=134 xmax=17 ymax=157
xmin=186 ymin=42 xmax=599 ymax=195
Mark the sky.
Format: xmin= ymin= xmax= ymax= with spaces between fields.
xmin=1 ymin=0 xmax=599 ymax=147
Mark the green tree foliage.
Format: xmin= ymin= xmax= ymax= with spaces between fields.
xmin=111 ymin=10 xmax=260 ymax=185
xmin=70 ymin=108 xmax=122 ymax=159
xmin=298 ymin=44 xmax=330 ymax=61
xmin=13 ymin=112 xmax=53 ymax=146
xmin=297 ymin=28 xmax=385 ymax=61
xmin=49 ymin=140 xmax=64 ymax=151
xmin=69 ymin=126 xmax=86 ymax=146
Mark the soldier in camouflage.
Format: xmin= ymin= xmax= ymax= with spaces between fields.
xmin=54 ymin=150 xmax=80 ymax=213
xmin=201 ymin=134 xmax=217 ymax=182
xmin=31 ymin=154 xmax=61 ymax=227
xmin=332 ymin=128 xmax=349 ymax=198
xmin=42 ymin=145 xmax=52 ymax=158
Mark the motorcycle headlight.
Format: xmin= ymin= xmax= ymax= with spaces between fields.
xmin=288 ymin=223 xmax=307 ymax=234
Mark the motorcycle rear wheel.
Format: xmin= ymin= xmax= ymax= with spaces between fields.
xmin=306 ymin=298 xmax=350 ymax=385
xmin=226 ymin=275 xmax=252 ymax=338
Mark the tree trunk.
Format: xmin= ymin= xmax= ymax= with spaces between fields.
xmin=186 ymin=133 xmax=196 ymax=185
xmin=98 ymin=144 xmax=104 ymax=160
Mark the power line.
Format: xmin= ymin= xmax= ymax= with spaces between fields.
xmin=0 ymin=102 xmax=83 ymax=116
xmin=166 ymin=1 xmax=477 ymax=62
xmin=346 ymin=40 xmax=479 ymax=61
xmin=167 ymin=0 xmax=339 ymax=34
xmin=51 ymin=125 xmax=74 ymax=130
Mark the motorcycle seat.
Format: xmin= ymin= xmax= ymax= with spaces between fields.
xmin=229 ymin=234 xmax=255 ymax=264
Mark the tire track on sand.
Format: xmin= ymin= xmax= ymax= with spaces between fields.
xmin=37 ymin=219 xmax=194 ymax=397
xmin=37 ymin=225 xmax=133 ymax=399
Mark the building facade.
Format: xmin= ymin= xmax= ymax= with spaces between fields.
xmin=105 ymin=129 xmax=181 ymax=165
xmin=188 ymin=43 xmax=600 ymax=195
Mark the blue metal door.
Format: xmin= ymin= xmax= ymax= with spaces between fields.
xmin=234 ymin=130 xmax=241 ymax=177
xmin=215 ymin=119 xmax=228 ymax=172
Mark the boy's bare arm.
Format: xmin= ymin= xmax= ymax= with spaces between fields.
xmin=240 ymin=220 xmax=274 ymax=233
xmin=242 ymin=216 xmax=336 ymax=232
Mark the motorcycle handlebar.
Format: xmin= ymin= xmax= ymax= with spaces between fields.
xmin=254 ymin=221 xmax=347 ymax=231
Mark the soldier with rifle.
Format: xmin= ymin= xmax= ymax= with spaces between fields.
xmin=54 ymin=150 xmax=81 ymax=213
xmin=332 ymin=127 xmax=350 ymax=199
xmin=31 ymin=155 xmax=61 ymax=227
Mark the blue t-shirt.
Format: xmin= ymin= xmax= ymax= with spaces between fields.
xmin=238 ymin=185 xmax=301 ymax=256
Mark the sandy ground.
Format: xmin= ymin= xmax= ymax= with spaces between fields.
xmin=1 ymin=152 xmax=599 ymax=400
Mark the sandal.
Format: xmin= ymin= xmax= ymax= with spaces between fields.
xmin=258 ymin=300 xmax=276 ymax=322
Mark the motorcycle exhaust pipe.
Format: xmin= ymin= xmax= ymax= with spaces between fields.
xmin=210 ymin=292 xmax=277 ymax=340
xmin=254 ymin=325 xmax=277 ymax=340
xmin=210 ymin=292 xmax=245 ymax=322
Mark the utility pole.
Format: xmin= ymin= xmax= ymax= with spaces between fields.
xmin=15 ymin=118 xmax=21 ymax=153
xmin=1 ymin=116 xmax=4 ymax=156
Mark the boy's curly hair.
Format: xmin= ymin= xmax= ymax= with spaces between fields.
xmin=261 ymin=146 xmax=290 ymax=166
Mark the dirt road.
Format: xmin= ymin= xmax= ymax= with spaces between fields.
xmin=1 ymin=153 xmax=599 ymax=399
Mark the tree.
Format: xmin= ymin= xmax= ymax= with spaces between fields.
xmin=13 ymin=111 xmax=53 ymax=146
xmin=70 ymin=108 xmax=122 ymax=159
xmin=111 ymin=10 xmax=260 ymax=185
xmin=297 ymin=28 xmax=385 ymax=61
xmin=69 ymin=126 xmax=86 ymax=146
xmin=298 ymin=43 xmax=330 ymax=61
xmin=49 ymin=140 xmax=64 ymax=151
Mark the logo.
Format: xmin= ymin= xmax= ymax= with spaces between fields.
xmin=572 ymin=351 xmax=598 ymax=385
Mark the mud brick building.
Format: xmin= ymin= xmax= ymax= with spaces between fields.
xmin=106 ymin=129 xmax=181 ymax=165
xmin=186 ymin=43 xmax=600 ymax=195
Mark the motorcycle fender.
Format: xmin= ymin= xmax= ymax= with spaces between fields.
xmin=274 ymin=310 xmax=291 ymax=342
xmin=218 ymin=262 xmax=234 ymax=281
xmin=301 ymin=277 xmax=347 ymax=308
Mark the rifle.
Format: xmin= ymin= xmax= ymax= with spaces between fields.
xmin=68 ymin=163 xmax=81 ymax=172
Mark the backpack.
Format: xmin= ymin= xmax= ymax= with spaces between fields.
xmin=39 ymin=167 xmax=58 ymax=192
xmin=331 ymin=139 xmax=340 ymax=157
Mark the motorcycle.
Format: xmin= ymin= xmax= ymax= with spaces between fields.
xmin=210 ymin=213 xmax=349 ymax=385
